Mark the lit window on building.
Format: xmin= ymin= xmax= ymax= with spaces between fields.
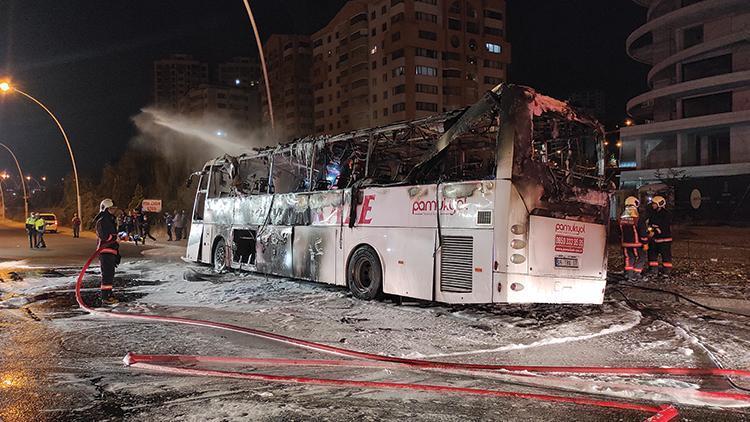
xmin=485 ymin=43 xmax=502 ymax=54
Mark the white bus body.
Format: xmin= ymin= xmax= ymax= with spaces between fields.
xmin=186 ymin=84 xmax=610 ymax=304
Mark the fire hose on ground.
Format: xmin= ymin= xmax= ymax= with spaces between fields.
xmin=75 ymin=249 xmax=750 ymax=421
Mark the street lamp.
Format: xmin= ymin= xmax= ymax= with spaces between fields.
xmin=0 ymin=142 xmax=29 ymax=218
xmin=0 ymin=81 xmax=82 ymax=219
xmin=241 ymin=1 xmax=274 ymax=130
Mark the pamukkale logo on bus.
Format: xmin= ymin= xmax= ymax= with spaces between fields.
xmin=554 ymin=222 xmax=586 ymax=254
xmin=411 ymin=198 xmax=467 ymax=215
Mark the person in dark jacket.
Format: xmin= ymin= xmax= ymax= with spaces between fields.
xmin=141 ymin=214 xmax=156 ymax=243
xmin=619 ymin=196 xmax=649 ymax=280
xmin=164 ymin=212 xmax=174 ymax=241
xmin=646 ymin=195 xmax=673 ymax=278
xmin=71 ymin=213 xmax=81 ymax=238
xmin=94 ymin=198 xmax=120 ymax=305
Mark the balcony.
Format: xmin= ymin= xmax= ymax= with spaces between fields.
xmin=626 ymin=0 xmax=749 ymax=64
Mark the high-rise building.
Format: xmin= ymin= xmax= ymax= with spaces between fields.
xmin=568 ymin=90 xmax=606 ymax=121
xmin=154 ymin=54 xmax=209 ymax=110
xmin=218 ymin=56 xmax=261 ymax=88
xmin=178 ymin=84 xmax=261 ymax=128
xmin=621 ymin=0 xmax=750 ymax=196
xmin=311 ymin=0 xmax=510 ymax=135
xmin=262 ymin=35 xmax=315 ymax=140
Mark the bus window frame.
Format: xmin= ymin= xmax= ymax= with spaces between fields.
xmin=192 ymin=167 xmax=210 ymax=222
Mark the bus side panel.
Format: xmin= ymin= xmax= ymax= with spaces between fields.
xmin=381 ymin=228 xmax=436 ymax=300
xmin=256 ymin=226 xmax=294 ymax=277
xmin=343 ymin=227 xmax=432 ymax=301
xmin=293 ymin=226 xmax=337 ymax=285
xmin=434 ymin=228 xmax=494 ymax=304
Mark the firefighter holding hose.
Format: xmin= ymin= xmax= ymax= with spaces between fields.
xmin=95 ymin=198 xmax=121 ymax=305
xmin=619 ymin=196 xmax=649 ymax=280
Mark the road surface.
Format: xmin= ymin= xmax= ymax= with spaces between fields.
xmin=1 ymin=221 xmax=749 ymax=421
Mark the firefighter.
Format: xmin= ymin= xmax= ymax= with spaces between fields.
xmin=94 ymin=198 xmax=120 ymax=305
xmin=25 ymin=213 xmax=37 ymax=249
xmin=646 ymin=195 xmax=673 ymax=278
xmin=619 ymin=196 xmax=648 ymax=280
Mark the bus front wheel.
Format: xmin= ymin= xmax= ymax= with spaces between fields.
xmin=213 ymin=238 xmax=227 ymax=273
xmin=347 ymin=246 xmax=383 ymax=300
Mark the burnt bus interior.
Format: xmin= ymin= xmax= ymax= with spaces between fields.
xmin=194 ymin=84 xmax=607 ymax=223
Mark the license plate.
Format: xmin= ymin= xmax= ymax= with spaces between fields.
xmin=555 ymin=256 xmax=579 ymax=268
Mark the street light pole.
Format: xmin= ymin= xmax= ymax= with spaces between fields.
xmin=0 ymin=83 xmax=82 ymax=220
xmin=241 ymin=0 xmax=275 ymax=130
xmin=0 ymin=179 xmax=5 ymax=220
xmin=0 ymin=142 xmax=29 ymax=218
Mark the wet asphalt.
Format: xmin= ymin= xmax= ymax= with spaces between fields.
xmin=1 ymin=224 xmax=750 ymax=421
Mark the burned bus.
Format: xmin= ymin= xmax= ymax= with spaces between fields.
xmin=185 ymin=84 xmax=611 ymax=304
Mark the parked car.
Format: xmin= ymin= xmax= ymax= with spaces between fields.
xmin=37 ymin=213 xmax=58 ymax=233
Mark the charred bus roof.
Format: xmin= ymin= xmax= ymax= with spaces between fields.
xmin=201 ymin=84 xmax=608 ymax=203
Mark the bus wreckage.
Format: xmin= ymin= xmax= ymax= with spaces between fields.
xmin=185 ymin=84 xmax=612 ymax=304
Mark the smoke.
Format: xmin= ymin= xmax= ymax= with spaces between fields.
xmin=131 ymin=107 xmax=275 ymax=164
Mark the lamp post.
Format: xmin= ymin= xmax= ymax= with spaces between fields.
xmin=0 ymin=142 xmax=29 ymax=218
xmin=241 ymin=1 xmax=274 ymax=130
xmin=0 ymin=81 xmax=82 ymax=219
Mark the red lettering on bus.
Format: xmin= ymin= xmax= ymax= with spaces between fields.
xmin=358 ymin=194 xmax=375 ymax=224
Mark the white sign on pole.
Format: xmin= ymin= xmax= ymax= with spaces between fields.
xmin=142 ymin=199 xmax=163 ymax=213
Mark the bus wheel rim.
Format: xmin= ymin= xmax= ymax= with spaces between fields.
xmin=354 ymin=259 xmax=372 ymax=290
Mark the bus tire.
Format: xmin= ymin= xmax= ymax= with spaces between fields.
xmin=347 ymin=245 xmax=383 ymax=300
xmin=212 ymin=237 xmax=227 ymax=273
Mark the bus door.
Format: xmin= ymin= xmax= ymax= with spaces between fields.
xmin=186 ymin=168 xmax=208 ymax=262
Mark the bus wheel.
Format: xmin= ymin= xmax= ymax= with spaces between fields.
xmin=213 ymin=238 xmax=227 ymax=273
xmin=347 ymin=246 xmax=383 ymax=300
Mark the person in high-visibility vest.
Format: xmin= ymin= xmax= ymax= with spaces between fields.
xmin=34 ymin=214 xmax=47 ymax=248
xmin=94 ymin=198 xmax=120 ymax=305
xmin=25 ymin=213 xmax=37 ymax=249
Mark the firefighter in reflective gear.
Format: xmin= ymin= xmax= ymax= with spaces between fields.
xmin=647 ymin=195 xmax=673 ymax=278
xmin=25 ymin=213 xmax=37 ymax=249
xmin=94 ymin=198 xmax=120 ymax=304
xmin=619 ymin=196 xmax=649 ymax=280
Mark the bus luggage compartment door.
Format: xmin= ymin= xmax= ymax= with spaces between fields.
xmin=293 ymin=226 xmax=337 ymax=284
xmin=256 ymin=226 xmax=294 ymax=277
xmin=185 ymin=223 xmax=203 ymax=262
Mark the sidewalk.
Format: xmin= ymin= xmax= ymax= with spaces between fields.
xmin=609 ymin=225 xmax=750 ymax=300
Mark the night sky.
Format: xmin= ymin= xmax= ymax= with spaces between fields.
xmin=0 ymin=0 xmax=647 ymax=180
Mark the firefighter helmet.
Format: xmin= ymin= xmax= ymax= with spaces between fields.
xmin=100 ymin=198 xmax=114 ymax=211
xmin=651 ymin=195 xmax=666 ymax=209
xmin=624 ymin=196 xmax=640 ymax=208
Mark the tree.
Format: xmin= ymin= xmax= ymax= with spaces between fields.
xmin=128 ymin=184 xmax=145 ymax=210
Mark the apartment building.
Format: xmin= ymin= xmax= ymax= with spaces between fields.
xmin=154 ymin=54 xmax=209 ymax=110
xmin=218 ymin=56 xmax=261 ymax=88
xmin=621 ymin=0 xmax=750 ymax=215
xmin=178 ymin=84 xmax=261 ymax=127
xmin=311 ymin=0 xmax=510 ymax=134
xmin=261 ymin=35 xmax=315 ymax=140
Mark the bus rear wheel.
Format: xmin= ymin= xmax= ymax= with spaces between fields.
xmin=347 ymin=246 xmax=383 ymax=300
xmin=213 ymin=238 xmax=227 ymax=273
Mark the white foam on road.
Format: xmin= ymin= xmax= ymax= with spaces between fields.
xmin=421 ymin=305 xmax=643 ymax=358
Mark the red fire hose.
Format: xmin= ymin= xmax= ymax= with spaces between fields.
xmin=74 ymin=249 xmax=750 ymax=421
